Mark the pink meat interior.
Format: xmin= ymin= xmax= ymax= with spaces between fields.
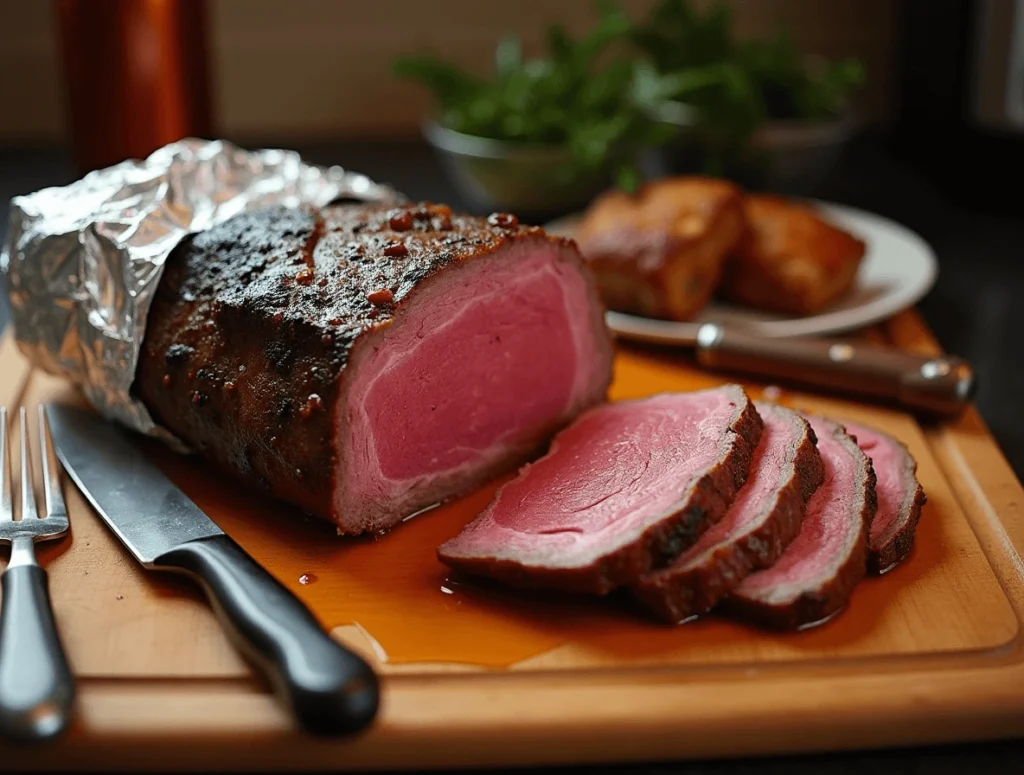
xmin=338 ymin=241 xmax=606 ymax=529
xmin=672 ymin=404 xmax=799 ymax=571
xmin=843 ymin=421 xmax=910 ymax=551
xmin=442 ymin=388 xmax=743 ymax=569
xmin=735 ymin=415 xmax=860 ymax=599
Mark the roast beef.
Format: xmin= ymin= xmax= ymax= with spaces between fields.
xmin=843 ymin=421 xmax=926 ymax=573
xmin=726 ymin=414 xmax=876 ymax=629
xmin=632 ymin=402 xmax=824 ymax=622
xmin=437 ymin=385 xmax=763 ymax=594
xmin=134 ymin=203 xmax=614 ymax=534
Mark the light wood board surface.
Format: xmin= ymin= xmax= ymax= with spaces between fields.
xmin=0 ymin=309 xmax=1022 ymax=771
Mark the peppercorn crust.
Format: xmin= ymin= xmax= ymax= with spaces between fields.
xmin=133 ymin=202 xmax=598 ymax=520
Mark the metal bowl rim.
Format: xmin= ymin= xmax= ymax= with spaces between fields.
xmin=423 ymin=121 xmax=577 ymax=162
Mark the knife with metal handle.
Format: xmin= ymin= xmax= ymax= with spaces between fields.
xmin=45 ymin=405 xmax=379 ymax=737
xmin=608 ymin=314 xmax=975 ymax=417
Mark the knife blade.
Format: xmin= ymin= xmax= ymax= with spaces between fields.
xmin=45 ymin=404 xmax=379 ymax=737
xmin=606 ymin=313 xmax=975 ymax=417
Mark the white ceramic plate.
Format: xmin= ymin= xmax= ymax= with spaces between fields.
xmin=545 ymin=201 xmax=938 ymax=340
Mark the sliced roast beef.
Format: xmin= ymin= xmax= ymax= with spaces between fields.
xmin=437 ymin=385 xmax=763 ymax=595
xmin=134 ymin=202 xmax=614 ymax=534
xmin=632 ymin=402 xmax=824 ymax=622
xmin=725 ymin=414 xmax=876 ymax=629
xmin=843 ymin=421 xmax=927 ymax=573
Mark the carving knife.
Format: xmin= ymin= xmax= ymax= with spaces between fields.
xmin=607 ymin=312 xmax=975 ymax=417
xmin=45 ymin=404 xmax=379 ymax=737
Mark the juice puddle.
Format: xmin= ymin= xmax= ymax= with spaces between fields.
xmin=139 ymin=351 xmax=908 ymax=670
xmin=147 ymin=440 xmax=895 ymax=670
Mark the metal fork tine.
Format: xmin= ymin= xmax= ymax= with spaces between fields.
xmin=0 ymin=408 xmax=10 ymax=522
xmin=19 ymin=407 xmax=39 ymax=520
xmin=0 ymin=406 xmax=74 ymax=741
xmin=39 ymin=406 xmax=67 ymax=519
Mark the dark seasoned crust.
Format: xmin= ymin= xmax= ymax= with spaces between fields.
xmin=133 ymin=202 xmax=587 ymax=519
xmin=632 ymin=404 xmax=825 ymax=622
xmin=853 ymin=427 xmax=927 ymax=574
xmin=723 ymin=419 xmax=877 ymax=630
xmin=439 ymin=388 xmax=765 ymax=595
xmin=870 ymin=478 xmax=925 ymax=573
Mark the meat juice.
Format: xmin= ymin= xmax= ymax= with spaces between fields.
xmin=146 ymin=435 xmax=898 ymax=671
xmin=135 ymin=347 xmax=936 ymax=671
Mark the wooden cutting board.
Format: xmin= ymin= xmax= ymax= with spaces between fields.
xmin=1 ymin=310 xmax=1022 ymax=771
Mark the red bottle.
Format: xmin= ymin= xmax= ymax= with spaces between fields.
xmin=54 ymin=0 xmax=213 ymax=173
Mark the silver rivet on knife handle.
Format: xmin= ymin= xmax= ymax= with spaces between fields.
xmin=694 ymin=324 xmax=975 ymax=417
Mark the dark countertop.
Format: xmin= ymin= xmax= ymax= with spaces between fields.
xmin=1 ymin=136 xmax=1021 ymax=772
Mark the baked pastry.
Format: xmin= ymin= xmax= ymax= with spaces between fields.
xmin=720 ymin=195 xmax=866 ymax=316
xmin=574 ymin=178 xmax=747 ymax=321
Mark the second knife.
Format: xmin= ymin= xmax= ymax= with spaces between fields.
xmin=607 ymin=312 xmax=975 ymax=417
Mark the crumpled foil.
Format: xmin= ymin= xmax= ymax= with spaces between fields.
xmin=1 ymin=138 xmax=401 ymax=446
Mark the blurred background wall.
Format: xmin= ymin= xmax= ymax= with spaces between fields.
xmin=0 ymin=0 xmax=898 ymax=146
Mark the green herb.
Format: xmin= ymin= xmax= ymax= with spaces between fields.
xmin=394 ymin=0 xmax=865 ymax=191
xmin=630 ymin=0 xmax=865 ymax=172
xmin=393 ymin=3 xmax=675 ymax=191
xmin=631 ymin=0 xmax=735 ymax=74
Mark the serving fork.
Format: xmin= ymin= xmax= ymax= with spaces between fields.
xmin=0 ymin=406 xmax=75 ymax=742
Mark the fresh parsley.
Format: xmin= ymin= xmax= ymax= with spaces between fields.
xmin=394 ymin=0 xmax=865 ymax=188
xmin=393 ymin=4 xmax=675 ymax=192
xmin=632 ymin=0 xmax=865 ymax=170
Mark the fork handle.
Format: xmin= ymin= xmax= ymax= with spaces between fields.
xmin=0 ymin=563 xmax=76 ymax=742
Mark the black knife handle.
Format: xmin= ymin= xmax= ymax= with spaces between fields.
xmin=152 ymin=534 xmax=379 ymax=737
xmin=0 ymin=564 xmax=76 ymax=742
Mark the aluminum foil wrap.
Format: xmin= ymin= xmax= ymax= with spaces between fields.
xmin=1 ymin=138 xmax=401 ymax=446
